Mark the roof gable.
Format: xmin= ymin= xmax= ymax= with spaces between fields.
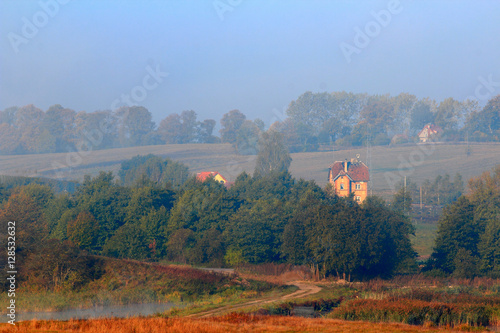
xmin=329 ymin=161 xmax=369 ymax=182
xmin=196 ymin=171 xmax=227 ymax=183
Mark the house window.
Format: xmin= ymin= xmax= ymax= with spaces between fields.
xmin=356 ymin=196 xmax=361 ymax=202
xmin=355 ymin=184 xmax=361 ymax=190
xmin=340 ymin=183 xmax=344 ymax=190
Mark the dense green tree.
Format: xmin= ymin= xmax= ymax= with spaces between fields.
xmin=410 ymin=98 xmax=436 ymax=135
xmin=235 ymin=120 xmax=261 ymax=155
xmin=179 ymin=110 xmax=198 ymax=143
xmin=75 ymin=172 xmax=131 ymax=248
xmin=42 ymin=105 xmax=76 ymax=151
xmin=225 ymin=199 xmax=287 ymax=263
xmin=0 ymin=191 xmax=47 ymax=257
xmin=392 ymin=93 xmax=417 ymax=133
xmin=435 ymin=98 xmax=464 ymax=131
xmin=466 ymin=95 xmax=500 ymax=141
xmin=139 ymin=206 xmax=170 ymax=258
xmin=125 ymin=186 xmax=175 ymax=224
xmin=188 ymin=227 xmax=225 ymax=265
xmin=115 ymin=106 xmax=155 ymax=147
xmin=0 ymin=106 xmax=18 ymax=125
xmin=166 ymin=228 xmax=195 ymax=263
xmin=67 ymin=211 xmax=99 ymax=250
xmin=428 ymin=196 xmax=480 ymax=275
xmin=0 ymin=123 xmax=22 ymax=154
xmin=254 ymin=130 xmax=292 ymax=177
xmin=286 ymin=91 xmax=366 ymax=137
xmin=270 ymin=119 xmax=303 ymax=153
xmin=197 ymin=119 xmax=218 ymax=143
xmin=286 ymin=91 xmax=335 ymax=134
xmin=281 ymin=192 xmax=325 ymax=264
xmin=119 ymin=154 xmax=189 ymax=187
xmin=74 ymin=110 xmax=116 ymax=150
xmin=479 ymin=215 xmax=500 ymax=277
xmin=306 ymin=196 xmax=415 ymax=280
xmin=167 ymin=178 xmax=240 ymax=236
xmin=103 ymin=223 xmax=150 ymax=260
xmin=220 ymin=109 xmax=246 ymax=144
xmin=158 ymin=113 xmax=183 ymax=144
xmin=44 ymin=193 xmax=74 ymax=235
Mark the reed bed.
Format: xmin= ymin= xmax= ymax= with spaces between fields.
xmin=0 ymin=314 xmax=471 ymax=332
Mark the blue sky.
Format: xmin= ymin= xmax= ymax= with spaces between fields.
xmin=1 ymin=0 xmax=499 ymax=125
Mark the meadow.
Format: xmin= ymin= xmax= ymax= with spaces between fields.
xmin=1 ymin=142 xmax=499 ymax=194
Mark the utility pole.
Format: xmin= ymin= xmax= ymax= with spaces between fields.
xmin=366 ymin=124 xmax=373 ymax=196
xmin=404 ymin=176 xmax=407 ymax=215
xmin=420 ymin=185 xmax=423 ymax=209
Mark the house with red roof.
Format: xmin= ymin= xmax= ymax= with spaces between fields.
xmin=196 ymin=171 xmax=228 ymax=184
xmin=418 ymin=124 xmax=443 ymax=143
xmin=328 ymin=158 xmax=370 ymax=203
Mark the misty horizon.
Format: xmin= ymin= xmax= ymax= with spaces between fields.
xmin=1 ymin=0 xmax=499 ymax=125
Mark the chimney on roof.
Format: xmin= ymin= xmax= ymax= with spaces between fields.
xmin=344 ymin=159 xmax=348 ymax=172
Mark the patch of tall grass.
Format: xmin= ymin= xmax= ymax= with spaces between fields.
xmin=330 ymin=298 xmax=492 ymax=327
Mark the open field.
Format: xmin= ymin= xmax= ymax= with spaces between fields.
xmin=412 ymin=221 xmax=439 ymax=259
xmin=0 ymin=315 xmax=471 ymax=333
xmin=1 ymin=142 xmax=499 ymax=194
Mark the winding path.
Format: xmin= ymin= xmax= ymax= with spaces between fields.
xmin=186 ymin=281 xmax=322 ymax=318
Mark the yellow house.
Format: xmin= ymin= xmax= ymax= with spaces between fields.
xmin=196 ymin=171 xmax=228 ymax=184
xmin=328 ymin=158 xmax=370 ymax=203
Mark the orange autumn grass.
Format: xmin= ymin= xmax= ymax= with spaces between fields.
xmin=0 ymin=313 xmax=474 ymax=333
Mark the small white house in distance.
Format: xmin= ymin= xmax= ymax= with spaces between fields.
xmin=418 ymin=124 xmax=443 ymax=143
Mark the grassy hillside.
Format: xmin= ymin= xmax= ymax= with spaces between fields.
xmin=0 ymin=257 xmax=281 ymax=313
xmin=1 ymin=142 xmax=499 ymax=195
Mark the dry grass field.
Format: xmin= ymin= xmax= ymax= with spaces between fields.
xmin=1 ymin=142 xmax=499 ymax=195
xmin=0 ymin=314 xmax=475 ymax=332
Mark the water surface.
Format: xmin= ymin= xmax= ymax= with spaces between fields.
xmin=2 ymin=302 xmax=180 ymax=323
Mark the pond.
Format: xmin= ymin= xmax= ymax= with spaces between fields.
xmin=1 ymin=302 xmax=181 ymax=323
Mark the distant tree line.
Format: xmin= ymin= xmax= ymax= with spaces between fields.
xmin=0 ymin=154 xmax=416 ymax=285
xmin=2 ymin=93 xmax=498 ymax=155
xmin=277 ymin=92 xmax=500 ymax=152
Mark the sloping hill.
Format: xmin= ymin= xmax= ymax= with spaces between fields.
xmin=1 ymin=143 xmax=499 ymax=195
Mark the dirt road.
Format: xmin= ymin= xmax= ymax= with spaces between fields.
xmin=186 ymin=281 xmax=322 ymax=318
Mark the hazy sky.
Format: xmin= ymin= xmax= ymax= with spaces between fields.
xmin=1 ymin=0 xmax=499 ymax=125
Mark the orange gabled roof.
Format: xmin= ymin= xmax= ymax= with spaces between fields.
xmin=329 ymin=161 xmax=369 ymax=182
xmin=196 ymin=171 xmax=227 ymax=183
